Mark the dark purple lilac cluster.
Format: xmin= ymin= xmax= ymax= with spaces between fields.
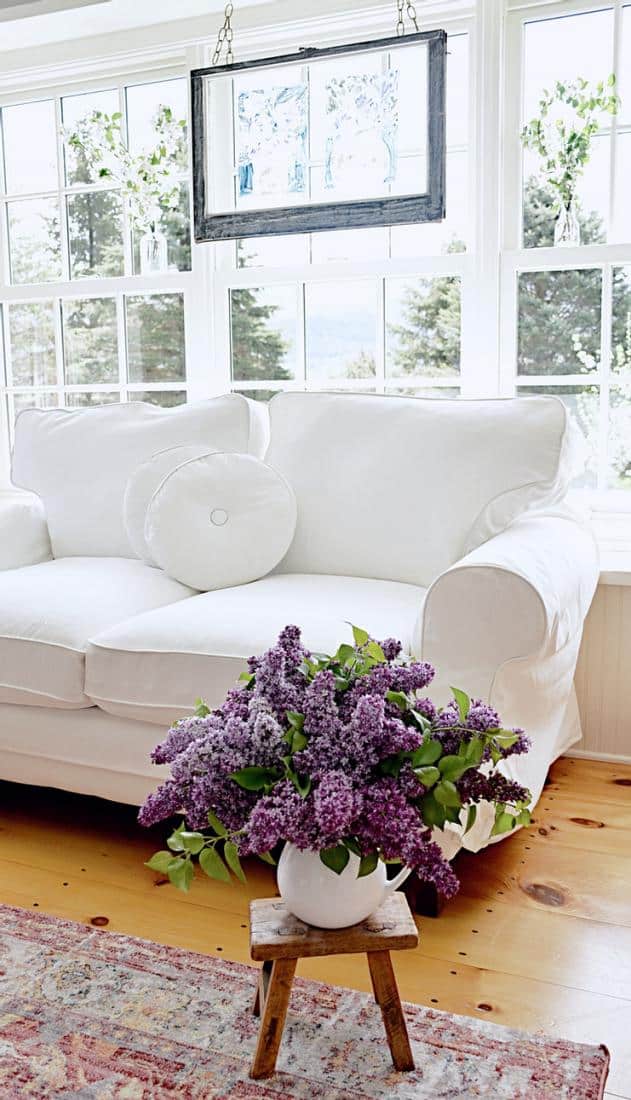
xmin=140 ymin=625 xmax=531 ymax=899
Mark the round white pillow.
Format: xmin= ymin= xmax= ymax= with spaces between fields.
xmin=145 ymin=451 xmax=297 ymax=591
xmin=124 ymin=443 xmax=214 ymax=563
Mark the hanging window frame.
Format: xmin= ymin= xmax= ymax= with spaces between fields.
xmin=191 ymin=29 xmax=447 ymax=242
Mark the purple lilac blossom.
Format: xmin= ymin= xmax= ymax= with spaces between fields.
xmin=140 ymin=625 xmax=530 ymax=899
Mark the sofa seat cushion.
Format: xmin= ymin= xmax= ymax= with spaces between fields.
xmin=86 ymin=573 xmax=426 ymax=724
xmin=0 ymin=558 xmax=194 ymax=709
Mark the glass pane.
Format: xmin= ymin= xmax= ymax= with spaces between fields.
xmin=232 ymin=387 xmax=279 ymax=402
xmin=61 ymin=88 xmax=120 ymax=185
xmin=64 ymin=391 xmax=119 ymax=407
xmin=390 ymin=150 xmax=469 ymax=256
xmin=230 ymin=285 xmax=297 ymax=383
xmin=238 ymin=235 xmax=309 ymax=268
xmin=517 ymin=269 xmax=601 ymax=375
xmin=386 ymin=276 xmax=461 ymax=378
xmin=13 ymin=391 xmax=58 ymax=420
xmin=613 ymin=266 xmax=631 ymax=377
xmin=131 ymin=390 xmax=186 ymax=407
xmin=8 ymin=302 xmax=56 ymax=386
xmin=610 ymin=265 xmax=631 ymax=488
xmin=386 ymin=385 xmax=460 ymax=398
xmin=613 ymin=133 xmax=631 ymax=244
xmin=126 ymin=294 xmax=185 ymax=383
xmin=305 ymin=280 xmax=378 ymax=383
xmin=608 ymin=387 xmax=631 ymax=490
xmin=310 ymin=227 xmax=387 ymax=264
xmin=67 ymin=191 xmax=124 ymax=278
xmin=8 ymin=198 xmax=62 ymax=284
xmin=132 ymin=181 xmax=191 ymax=274
xmin=522 ymin=9 xmax=614 ymax=248
xmin=126 ymin=78 xmax=188 ymax=166
xmin=62 ymin=298 xmax=118 ymax=385
xmin=2 ymin=100 xmax=57 ymax=194
xmin=518 ymin=384 xmax=599 ymax=488
xmin=618 ymin=4 xmax=631 ymax=126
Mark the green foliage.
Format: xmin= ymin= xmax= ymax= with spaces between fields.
xmin=65 ymin=105 xmax=187 ymax=235
xmin=320 ymin=845 xmax=350 ymax=874
xmin=388 ymin=274 xmax=461 ymax=378
xmin=521 ymin=75 xmax=619 ymax=213
xmin=230 ymin=270 xmax=291 ymax=385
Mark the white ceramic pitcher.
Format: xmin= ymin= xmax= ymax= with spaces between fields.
xmin=277 ymin=843 xmax=412 ymax=929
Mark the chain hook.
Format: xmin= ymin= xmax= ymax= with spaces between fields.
xmin=212 ymin=2 xmax=235 ymax=66
xmin=396 ymin=0 xmax=420 ymax=35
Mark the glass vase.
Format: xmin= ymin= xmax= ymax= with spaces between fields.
xmin=554 ymin=201 xmax=580 ymax=247
xmin=140 ymin=229 xmax=168 ymax=275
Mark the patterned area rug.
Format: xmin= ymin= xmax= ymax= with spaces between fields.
xmin=0 ymin=904 xmax=609 ymax=1099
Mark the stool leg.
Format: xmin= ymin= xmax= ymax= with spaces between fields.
xmin=253 ymin=959 xmax=272 ymax=1017
xmin=250 ymin=957 xmax=297 ymax=1080
xmin=367 ymin=951 xmax=415 ymax=1072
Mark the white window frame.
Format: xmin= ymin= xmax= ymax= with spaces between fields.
xmin=501 ymin=0 xmax=631 ymax=511
xmin=0 ymin=51 xmax=212 ymax=484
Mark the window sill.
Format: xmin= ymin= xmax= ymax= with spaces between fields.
xmin=591 ymin=513 xmax=631 ymax=586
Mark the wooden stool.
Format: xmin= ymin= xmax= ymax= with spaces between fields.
xmin=249 ymin=891 xmax=418 ymax=1080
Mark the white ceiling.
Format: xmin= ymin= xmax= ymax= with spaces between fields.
xmin=0 ymin=0 xmax=275 ymax=49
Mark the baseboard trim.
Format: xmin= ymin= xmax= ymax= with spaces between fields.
xmin=564 ymin=748 xmax=631 ymax=765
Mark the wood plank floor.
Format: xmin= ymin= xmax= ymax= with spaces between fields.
xmin=0 ymin=756 xmax=630 ymax=1097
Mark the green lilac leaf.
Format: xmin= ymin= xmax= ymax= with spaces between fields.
xmin=434 ymin=779 xmax=462 ymax=808
xmin=199 ymin=846 xmax=231 ymax=883
xmin=145 ymin=850 xmax=175 ymax=873
xmin=207 ymin=810 xmax=228 ymax=836
xmin=178 ymin=831 xmax=206 ymax=855
xmin=411 ymin=738 xmax=442 ymax=766
xmin=465 ymin=804 xmax=477 ymax=833
xmin=229 ymin=766 xmax=279 ymax=791
xmin=223 ymin=841 xmax=247 ymax=884
xmin=350 ymin=624 xmax=369 ymax=648
xmin=358 ymin=852 xmax=379 ymax=878
xmin=451 ymin=687 xmax=470 ymax=722
xmin=320 ymin=845 xmax=350 ymax=875
xmin=414 ymin=765 xmax=440 ymax=787
xmin=167 ymin=857 xmax=194 ymax=892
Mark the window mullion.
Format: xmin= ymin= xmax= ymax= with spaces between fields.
xmin=599 ymin=263 xmax=614 ymax=492
xmin=54 ymin=96 xmax=71 ymax=284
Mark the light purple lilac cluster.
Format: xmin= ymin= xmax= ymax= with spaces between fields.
xmin=139 ymin=625 xmax=531 ymax=899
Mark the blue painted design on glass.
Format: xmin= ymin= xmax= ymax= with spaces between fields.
xmin=237 ymin=83 xmax=308 ymax=200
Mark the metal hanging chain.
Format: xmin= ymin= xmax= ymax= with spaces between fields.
xmin=212 ymin=2 xmax=235 ymax=66
xmin=396 ymin=0 xmax=420 ymax=35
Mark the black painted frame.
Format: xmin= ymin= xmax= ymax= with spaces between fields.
xmin=191 ymin=29 xmax=447 ymax=242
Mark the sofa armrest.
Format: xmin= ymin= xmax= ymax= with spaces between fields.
xmin=0 ymin=490 xmax=52 ymax=570
xmin=420 ymin=515 xmax=599 ymax=700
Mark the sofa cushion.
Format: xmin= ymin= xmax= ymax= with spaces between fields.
xmin=266 ymin=392 xmax=582 ymax=587
xmin=86 ymin=573 xmax=426 ymax=724
xmin=146 ymin=452 xmax=297 ymax=591
xmin=123 ymin=443 xmax=215 ymax=564
xmin=11 ymin=395 xmax=268 ymax=559
xmin=0 ymin=557 xmax=194 ymax=708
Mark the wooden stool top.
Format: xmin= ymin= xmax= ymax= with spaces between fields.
xmin=249 ymin=892 xmax=418 ymax=961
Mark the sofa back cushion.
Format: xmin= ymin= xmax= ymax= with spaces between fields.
xmin=12 ymin=396 xmax=267 ymax=558
xmin=267 ymin=392 xmax=581 ymax=586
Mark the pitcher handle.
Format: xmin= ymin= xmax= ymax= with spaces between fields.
xmin=385 ymin=865 xmax=413 ymax=893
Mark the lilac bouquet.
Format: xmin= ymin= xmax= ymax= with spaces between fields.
xmin=140 ymin=625 xmax=531 ymax=896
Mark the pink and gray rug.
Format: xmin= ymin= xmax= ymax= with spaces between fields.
xmin=0 ymin=904 xmax=609 ymax=1098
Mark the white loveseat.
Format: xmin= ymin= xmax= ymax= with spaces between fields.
xmin=0 ymin=391 xmax=599 ymax=851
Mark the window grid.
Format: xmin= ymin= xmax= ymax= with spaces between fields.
xmin=0 ymin=69 xmax=193 ymax=447
xmin=502 ymin=0 xmax=631 ymax=505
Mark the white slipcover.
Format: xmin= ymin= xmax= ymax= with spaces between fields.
xmin=123 ymin=442 xmax=214 ymax=563
xmin=0 ymin=491 xmax=51 ymax=570
xmin=11 ymin=395 xmax=267 ymax=559
xmin=85 ymin=573 xmax=426 ymax=724
xmin=0 ymin=392 xmax=600 ymax=855
xmin=146 ymin=452 xmax=297 ymax=591
xmin=267 ymin=392 xmax=582 ymax=586
xmin=0 ymin=557 xmax=194 ymax=708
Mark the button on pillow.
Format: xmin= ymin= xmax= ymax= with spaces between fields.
xmin=124 ymin=443 xmax=214 ymax=563
xmin=145 ymin=452 xmax=297 ymax=591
